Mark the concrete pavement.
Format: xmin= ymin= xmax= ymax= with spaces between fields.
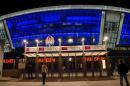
xmin=1 ymin=71 xmax=130 ymax=86
xmin=0 ymin=76 xmax=129 ymax=86
xmin=0 ymin=79 xmax=120 ymax=86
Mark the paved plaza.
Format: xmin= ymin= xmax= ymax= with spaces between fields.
xmin=0 ymin=75 xmax=130 ymax=86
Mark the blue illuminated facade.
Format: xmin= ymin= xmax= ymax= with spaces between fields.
xmin=6 ymin=9 xmax=102 ymax=48
xmin=119 ymin=13 xmax=130 ymax=45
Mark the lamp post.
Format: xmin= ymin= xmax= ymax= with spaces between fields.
xmin=92 ymin=36 xmax=95 ymax=77
xmin=23 ymin=39 xmax=28 ymax=54
xmin=58 ymin=38 xmax=62 ymax=78
xmin=68 ymin=38 xmax=73 ymax=78
xmin=35 ymin=39 xmax=40 ymax=79
xmin=81 ymin=38 xmax=85 ymax=53
xmin=103 ymin=36 xmax=109 ymax=76
xmin=23 ymin=40 xmax=28 ymax=62
xmin=81 ymin=38 xmax=86 ymax=77
xmin=23 ymin=39 xmax=28 ymax=79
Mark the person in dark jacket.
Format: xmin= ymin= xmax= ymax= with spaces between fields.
xmin=118 ymin=59 xmax=129 ymax=86
xmin=41 ymin=63 xmax=48 ymax=85
xmin=27 ymin=64 xmax=33 ymax=79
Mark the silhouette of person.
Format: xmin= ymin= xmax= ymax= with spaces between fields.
xmin=118 ymin=59 xmax=129 ymax=86
xmin=62 ymin=65 xmax=66 ymax=72
xmin=27 ymin=63 xmax=33 ymax=79
xmin=110 ymin=61 xmax=115 ymax=76
xmin=41 ymin=63 xmax=48 ymax=85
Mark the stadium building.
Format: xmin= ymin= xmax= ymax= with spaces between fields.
xmin=0 ymin=5 xmax=130 ymax=78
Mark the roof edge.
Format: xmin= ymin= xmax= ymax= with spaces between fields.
xmin=0 ymin=5 xmax=130 ymax=20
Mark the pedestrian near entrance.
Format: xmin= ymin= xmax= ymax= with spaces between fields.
xmin=27 ymin=63 xmax=33 ymax=79
xmin=118 ymin=59 xmax=129 ymax=86
xmin=41 ymin=63 xmax=48 ymax=85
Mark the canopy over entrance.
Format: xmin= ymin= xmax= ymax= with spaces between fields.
xmin=24 ymin=45 xmax=107 ymax=57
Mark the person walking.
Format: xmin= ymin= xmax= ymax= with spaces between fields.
xmin=118 ymin=59 xmax=129 ymax=86
xmin=41 ymin=63 xmax=48 ymax=85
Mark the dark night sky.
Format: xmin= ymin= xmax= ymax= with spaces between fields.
xmin=0 ymin=0 xmax=130 ymax=16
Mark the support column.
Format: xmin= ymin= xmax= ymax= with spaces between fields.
xmin=74 ymin=53 xmax=78 ymax=77
xmin=104 ymin=40 xmax=110 ymax=76
xmin=51 ymin=57 xmax=54 ymax=78
xmin=99 ymin=11 xmax=106 ymax=44
xmin=116 ymin=13 xmax=125 ymax=45
xmin=83 ymin=54 xmax=86 ymax=77
xmin=0 ymin=46 xmax=3 ymax=78
xmin=58 ymin=39 xmax=62 ymax=78
xmin=92 ymin=56 xmax=94 ymax=77
xmin=58 ymin=54 xmax=62 ymax=78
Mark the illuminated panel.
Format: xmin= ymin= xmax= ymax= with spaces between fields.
xmin=6 ymin=9 xmax=102 ymax=48
xmin=119 ymin=13 xmax=130 ymax=45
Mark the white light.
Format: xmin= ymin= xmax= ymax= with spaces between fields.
xmin=23 ymin=39 xmax=27 ymax=43
xmin=68 ymin=38 xmax=73 ymax=43
xmin=102 ymin=11 xmax=105 ymax=14
xmin=23 ymin=39 xmax=28 ymax=44
xmin=103 ymin=36 xmax=108 ymax=41
xmin=58 ymin=38 xmax=62 ymax=43
xmin=81 ymin=38 xmax=85 ymax=42
xmin=93 ymin=38 xmax=95 ymax=43
xmin=121 ymin=13 xmax=124 ymax=16
xmin=35 ymin=39 xmax=39 ymax=43
xmin=68 ymin=58 xmax=72 ymax=61
xmin=102 ymin=60 xmax=106 ymax=69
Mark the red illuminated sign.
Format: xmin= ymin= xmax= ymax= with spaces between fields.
xmin=39 ymin=47 xmax=44 ymax=51
xmin=61 ymin=47 xmax=67 ymax=50
xmin=84 ymin=57 xmax=105 ymax=62
xmin=85 ymin=46 xmax=91 ymax=50
xmin=1 ymin=59 xmax=15 ymax=64
xmin=36 ymin=58 xmax=56 ymax=63
xmin=26 ymin=48 xmax=29 ymax=52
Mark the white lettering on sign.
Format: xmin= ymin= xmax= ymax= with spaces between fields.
xmin=67 ymin=46 xmax=80 ymax=51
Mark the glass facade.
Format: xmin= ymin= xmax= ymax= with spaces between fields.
xmin=0 ymin=22 xmax=11 ymax=52
xmin=104 ymin=22 xmax=119 ymax=49
xmin=6 ymin=9 xmax=102 ymax=48
xmin=119 ymin=13 xmax=130 ymax=45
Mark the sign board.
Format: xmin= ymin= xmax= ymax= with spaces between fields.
xmin=25 ymin=45 xmax=106 ymax=53
xmin=36 ymin=58 xmax=56 ymax=63
xmin=45 ymin=35 xmax=55 ymax=46
xmin=84 ymin=57 xmax=106 ymax=61
xmin=18 ymin=63 xmax=26 ymax=69
xmin=102 ymin=60 xmax=106 ymax=69
xmin=3 ymin=59 xmax=15 ymax=63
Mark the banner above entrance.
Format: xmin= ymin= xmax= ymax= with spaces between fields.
xmin=25 ymin=45 xmax=106 ymax=53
